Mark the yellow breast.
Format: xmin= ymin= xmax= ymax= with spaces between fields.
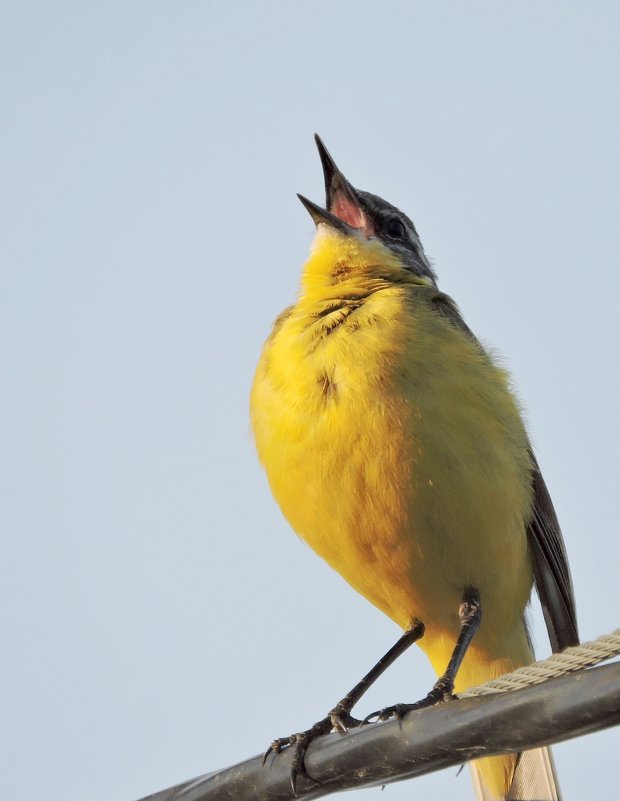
xmin=251 ymin=228 xmax=534 ymax=666
xmin=251 ymin=226 xmax=540 ymax=799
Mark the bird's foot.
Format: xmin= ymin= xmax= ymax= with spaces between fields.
xmin=362 ymin=677 xmax=455 ymax=724
xmin=262 ymin=707 xmax=365 ymax=795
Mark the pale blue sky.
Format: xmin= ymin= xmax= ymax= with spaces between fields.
xmin=1 ymin=3 xmax=619 ymax=800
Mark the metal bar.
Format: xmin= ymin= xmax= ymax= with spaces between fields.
xmin=136 ymin=661 xmax=620 ymax=801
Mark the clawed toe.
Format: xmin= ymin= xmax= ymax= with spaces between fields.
xmin=262 ymin=736 xmax=289 ymax=765
xmin=329 ymin=709 xmax=364 ymax=732
xmin=362 ymin=702 xmax=417 ymax=724
xmin=362 ymin=681 xmax=456 ymax=725
xmin=263 ymin=711 xmax=362 ymax=794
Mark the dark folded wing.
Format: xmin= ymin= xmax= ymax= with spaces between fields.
xmin=527 ymin=453 xmax=579 ymax=651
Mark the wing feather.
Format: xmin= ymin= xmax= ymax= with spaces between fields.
xmin=527 ymin=454 xmax=579 ymax=651
xmin=430 ymin=290 xmax=579 ymax=652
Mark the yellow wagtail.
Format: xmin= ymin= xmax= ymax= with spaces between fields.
xmin=251 ymin=136 xmax=578 ymax=800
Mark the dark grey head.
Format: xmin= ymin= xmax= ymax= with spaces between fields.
xmin=298 ymin=134 xmax=437 ymax=286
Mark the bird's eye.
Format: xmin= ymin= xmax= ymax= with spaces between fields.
xmin=385 ymin=217 xmax=406 ymax=240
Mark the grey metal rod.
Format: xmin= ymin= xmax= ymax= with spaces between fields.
xmin=136 ymin=661 xmax=620 ymax=801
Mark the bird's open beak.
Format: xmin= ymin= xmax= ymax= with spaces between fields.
xmin=297 ymin=194 xmax=354 ymax=234
xmin=298 ymin=135 xmax=371 ymax=235
xmin=314 ymin=134 xmax=367 ymax=229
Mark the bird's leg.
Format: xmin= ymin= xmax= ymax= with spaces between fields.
xmin=328 ymin=618 xmax=426 ymax=728
xmin=431 ymin=586 xmax=482 ymax=700
xmin=263 ymin=620 xmax=425 ymax=793
xmin=364 ymin=586 xmax=482 ymax=723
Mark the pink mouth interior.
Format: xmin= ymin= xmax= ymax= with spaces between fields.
xmin=331 ymin=192 xmax=369 ymax=231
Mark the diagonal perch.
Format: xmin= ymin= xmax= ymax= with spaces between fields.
xmin=136 ymin=656 xmax=620 ymax=801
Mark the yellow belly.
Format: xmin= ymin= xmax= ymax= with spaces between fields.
xmin=251 ymin=272 xmax=535 ymax=798
xmin=252 ymin=284 xmax=533 ymax=636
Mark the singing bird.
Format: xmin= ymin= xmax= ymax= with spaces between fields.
xmin=250 ymin=136 xmax=578 ymax=800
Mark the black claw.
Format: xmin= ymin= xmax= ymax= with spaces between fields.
xmin=288 ymin=734 xmax=321 ymax=795
xmin=263 ymin=711 xmax=360 ymax=792
xmin=362 ymin=683 xmax=458 ymax=727
xmin=262 ymin=736 xmax=290 ymax=767
xmin=362 ymin=710 xmax=380 ymax=725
